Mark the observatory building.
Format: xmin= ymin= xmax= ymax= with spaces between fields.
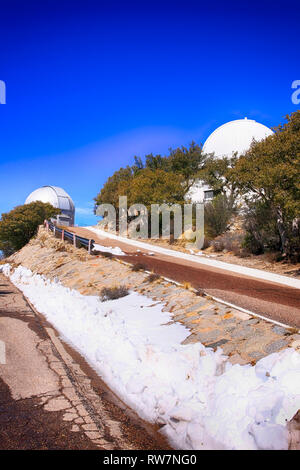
xmin=25 ymin=185 xmax=75 ymax=226
xmin=188 ymin=118 xmax=274 ymax=203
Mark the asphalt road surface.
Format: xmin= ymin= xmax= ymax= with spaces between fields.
xmin=70 ymin=227 xmax=300 ymax=328
xmin=0 ymin=274 xmax=169 ymax=450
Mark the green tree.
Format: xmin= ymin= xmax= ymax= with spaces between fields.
xmin=125 ymin=168 xmax=186 ymax=210
xmin=242 ymin=200 xmax=281 ymax=255
xmin=94 ymin=166 xmax=134 ymax=210
xmin=167 ymin=142 xmax=206 ymax=190
xmin=0 ymin=201 xmax=60 ymax=255
xmin=199 ymin=155 xmax=238 ymax=196
xmin=229 ymin=111 xmax=300 ymax=259
xmin=94 ymin=142 xmax=208 ymax=213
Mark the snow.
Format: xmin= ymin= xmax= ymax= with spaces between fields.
xmin=189 ymin=249 xmax=203 ymax=256
xmin=86 ymin=226 xmax=300 ymax=289
xmin=93 ymin=243 xmax=125 ymax=256
xmin=2 ymin=262 xmax=300 ymax=450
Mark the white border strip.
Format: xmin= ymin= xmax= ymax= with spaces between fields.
xmin=207 ymin=295 xmax=293 ymax=329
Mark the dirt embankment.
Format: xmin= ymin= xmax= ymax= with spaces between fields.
xmin=2 ymin=226 xmax=300 ymax=449
xmin=5 ymin=226 xmax=300 ymax=365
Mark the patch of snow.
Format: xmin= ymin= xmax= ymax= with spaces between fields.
xmin=189 ymin=249 xmax=203 ymax=256
xmin=2 ymin=263 xmax=300 ymax=450
xmin=93 ymin=243 xmax=125 ymax=256
xmin=86 ymin=226 xmax=300 ymax=289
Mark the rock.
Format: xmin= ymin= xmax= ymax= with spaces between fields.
xmin=248 ymin=351 xmax=265 ymax=361
xmin=287 ymin=409 xmax=300 ymax=450
xmin=231 ymin=326 xmax=254 ymax=339
xmin=206 ymin=339 xmax=228 ymax=349
xmin=291 ymin=340 xmax=300 ymax=351
xmin=272 ymin=325 xmax=288 ymax=336
xmin=265 ymin=339 xmax=289 ymax=354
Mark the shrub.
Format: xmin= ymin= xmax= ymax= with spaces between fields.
xmin=242 ymin=201 xmax=281 ymax=255
xmin=0 ymin=201 xmax=60 ymax=254
xmin=210 ymin=232 xmax=248 ymax=257
xmin=0 ymin=240 xmax=15 ymax=258
xmin=204 ymin=193 xmax=237 ymax=239
xmin=183 ymin=281 xmax=192 ymax=289
xmin=100 ymin=285 xmax=129 ymax=301
xmin=131 ymin=263 xmax=146 ymax=272
xmin=146 ymin=273 xmax=160 ymax=283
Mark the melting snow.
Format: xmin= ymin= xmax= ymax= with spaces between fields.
xmin=93 ymin=243 xmax=125 ymax=256
xmin=1 ymin=263 xmax=300 ymax=450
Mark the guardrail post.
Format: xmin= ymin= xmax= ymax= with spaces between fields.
xmin=73 ymin=233 xmax=76 ymax=247
xmin=54 ymin=226 xmax=56 ymax=236
xmin=62 ymin=229 xmax=64 ymax=241
xmin=88 ymin=239 xmax=91 ymax=255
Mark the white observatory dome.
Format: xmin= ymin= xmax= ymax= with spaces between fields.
xmin=202 ymin=118 xmax=274 ymax=158
xmin=187 ymin=118 xmax=274 ymax=203
xmin=25 ymin=186 xmax=75 ymax=226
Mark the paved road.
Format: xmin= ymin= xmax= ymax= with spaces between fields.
xmin=70 ymin=227 xmax=300 ymax=328
xmin=0 ymin=274 xmax=169 ymax=450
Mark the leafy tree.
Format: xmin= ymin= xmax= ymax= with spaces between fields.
xmin=144 ymin=153 xmax=169 ymax=171
xmin=94 ymin=142 xmax=208 ymax=213
xmin=199 ymin=155 xmax=238 ymax=196
xmin=0 ymin=201 xmax=60 ymax=255
xmin=125 ymin=168 xmax=186 ymax=210
xmin=94 ymin=166 xmax=134 ymax=210
xmin=167 ymin=142 xmax=206 ymax=190
xmin=229 ymin=111 xmax=300 ymax=259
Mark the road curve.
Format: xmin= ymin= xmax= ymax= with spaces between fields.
xmin=69 ymin=227 xmax=300 ymax=328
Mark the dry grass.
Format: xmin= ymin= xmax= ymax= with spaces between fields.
xmin=99 ymin=251 xmax=113 ymax=258
xmin=100 ymin=285 xmax=129 ymax=301
xmin=210 ymin=232 xmax=249 ymax=258
xmin=131 ymin=263 xmax=146 ymax=272
xmin=146 ymin=273 xmax=160 ymax=283
xmin=183 ymin=281 xmax=192 ymax=290
xmin=285 ymin=327 xmax=299 ymax=335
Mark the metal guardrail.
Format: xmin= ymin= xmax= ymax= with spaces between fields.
xmin=44 ymin=220 xmax=95 ymax=255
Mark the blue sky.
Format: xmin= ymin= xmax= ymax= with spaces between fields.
xmin=0 ymin=0 xmax=299 ymax=225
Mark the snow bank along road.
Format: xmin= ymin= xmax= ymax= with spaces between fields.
xmin=69 ymin=226 xmax=300 ymax=328
xmin=0 ymin=271 xmax=169 ymax=450
xmin=1 ymin=264 xmax=300 ymax=450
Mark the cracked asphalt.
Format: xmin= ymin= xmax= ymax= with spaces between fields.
xmin=0 ymin=274 xmax=169 ymax=450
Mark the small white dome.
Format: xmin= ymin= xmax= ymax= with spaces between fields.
xmin=25 ymin=186 xmax=75 ymax=225
xmin=25 ymin=186 xmax=75 ymax=211
xmin=203 ymin=118 xmax=274 ymax=158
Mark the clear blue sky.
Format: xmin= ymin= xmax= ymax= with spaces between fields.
xmin=0 ymin=0 xmax=299 ymax=225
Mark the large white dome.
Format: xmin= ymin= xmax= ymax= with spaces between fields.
xmin=25 ymin=186 xmax=75 ymax=225
xmin=203 ymin=118 xmax=274 ymax=158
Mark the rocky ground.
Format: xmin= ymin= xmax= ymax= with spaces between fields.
xmin=6 ymin=226 xmax=300 ymax=366
xmin=1 ymin=226 xmax=300 ymax=449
